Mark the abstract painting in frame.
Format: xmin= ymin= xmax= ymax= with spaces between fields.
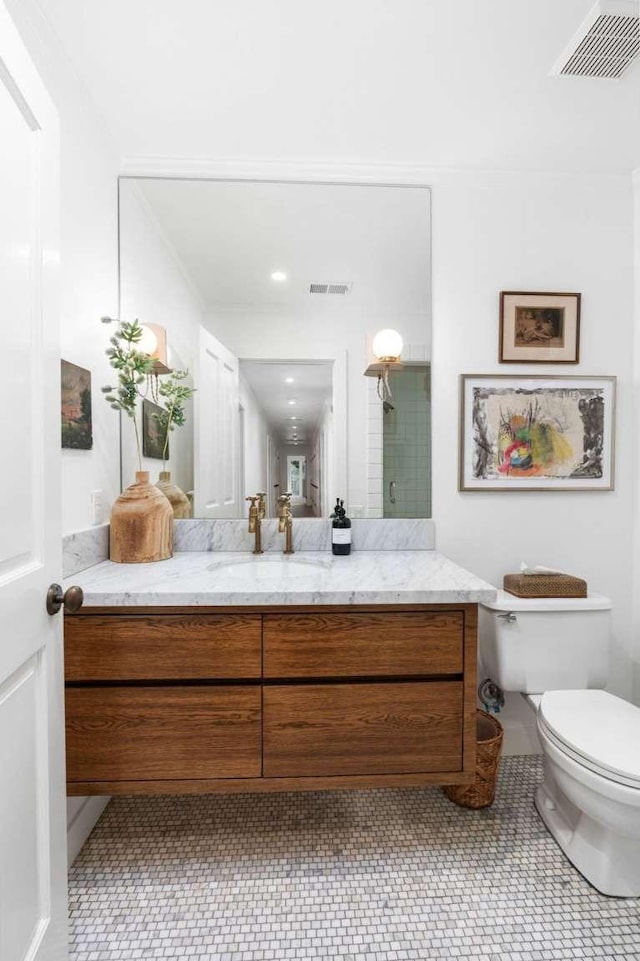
xmin=499 ymin=291 xmax=580 ymax=363
xmin=61 ymin=360 xmax=93 ymax=450
xmin=459 ymin=375 xmax=615 ymax=491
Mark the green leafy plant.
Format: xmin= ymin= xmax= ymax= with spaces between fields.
xmin=101 ymin=320 xmax=155 ymax=471
xmin=154 ymin=369 xmax=195 ymax=471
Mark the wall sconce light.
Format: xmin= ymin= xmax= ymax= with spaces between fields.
xmin=364 ymin=328 xmax=404 ymax=401
xmin=101 ymin=317 xmax=171 ymax=374
xmin=138 ymin=323 xmax=171 ymax=375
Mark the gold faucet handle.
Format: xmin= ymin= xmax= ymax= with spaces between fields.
xmin=245 ymin=495 xmax=258 ymax=509
xmin=256 ymin=492 xmax=266 ymax=518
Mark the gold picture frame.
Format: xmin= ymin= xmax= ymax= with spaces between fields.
xmin=499 ymin=291 xmax=581 ymax=364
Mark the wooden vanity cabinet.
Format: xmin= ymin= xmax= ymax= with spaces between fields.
xmin=64 ymin=604 xmax=477 ymax=795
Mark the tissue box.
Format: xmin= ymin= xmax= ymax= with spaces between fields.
xmin=503 ymin=572 xmax=587 ymax=598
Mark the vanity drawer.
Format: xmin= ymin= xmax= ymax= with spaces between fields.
xmin=263 ymin=611 xmax=463 ymax=678
xmin=64 ymin=614 xmax=262 ymax=681
xmin=65 ymin=685 xmax=262 ymax=782
xmin=263 ymin=681 xmax=463 ymax=777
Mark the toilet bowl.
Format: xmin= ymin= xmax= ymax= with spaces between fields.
xmin=478 ymin=592 xmax=640 ymax=896
xmin=534 ymin=690 xmax=640 ymax=897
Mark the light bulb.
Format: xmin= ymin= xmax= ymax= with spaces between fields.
xmin=138 ymin=324 xmax=158 ymax=356
xmin=372 ymin=328 xmax=403 ymax=362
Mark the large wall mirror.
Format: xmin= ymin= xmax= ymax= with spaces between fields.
xmin=118 ymin=178 xmax=431 ymax=519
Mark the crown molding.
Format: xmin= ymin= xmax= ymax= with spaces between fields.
xmin=118 ymin=155 xmax=633 ymax=185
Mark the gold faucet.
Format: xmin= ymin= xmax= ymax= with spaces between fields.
xmin=245 ymin=494 xmax=264 ymax=554
xmin=277 ymin=492 xmax=294 ymax=554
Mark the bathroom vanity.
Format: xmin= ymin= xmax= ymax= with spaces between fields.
xmin=63 ymin=551 xmax=495 ymax=796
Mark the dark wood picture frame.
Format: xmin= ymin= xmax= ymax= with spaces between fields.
xmin=499 ymin=291 xmax=581 ymax=364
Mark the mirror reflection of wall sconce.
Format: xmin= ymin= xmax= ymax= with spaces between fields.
xmin=364 ymin=328 xmax=403 ymax=402
xmin=136 ymin=323 xmax=171 ymax=375
xmin=101 ymin=316 xmax=172 ymax=374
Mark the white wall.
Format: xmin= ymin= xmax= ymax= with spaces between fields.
xmin=118 ymin=180 xmax=202 ymax=496
xmin=239 ymin=372 xmax=269 ymax=511
xmin=431 ymin=170 xmax=636 ymax=740
xmin=4 ymin=0 xmax=122 ymax=535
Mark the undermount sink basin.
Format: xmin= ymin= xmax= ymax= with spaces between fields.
xmin=207 ymin=556 xmax=330 ymax=579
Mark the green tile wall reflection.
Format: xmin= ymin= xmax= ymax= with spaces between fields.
xmin=382 ymin=365 xmax=431 ymax=518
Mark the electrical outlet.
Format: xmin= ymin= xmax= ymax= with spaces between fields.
xmin=90 ymin=490 xmax=104 ymax=526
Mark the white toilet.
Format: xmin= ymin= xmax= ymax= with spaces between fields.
xmin=479 ymin=591 xmax=640 ymax=897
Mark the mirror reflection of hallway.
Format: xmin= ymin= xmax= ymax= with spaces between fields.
xmin=286 ymin=455 xmax=313 ymax=516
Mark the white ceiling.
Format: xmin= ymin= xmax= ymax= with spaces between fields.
xmin=131 ymin=178 xmax=431 ymax=314
xmin=35 ymin=0 xmax=640 ymax=172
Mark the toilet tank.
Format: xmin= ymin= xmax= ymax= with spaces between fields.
xmin=478 ymin=591 xmax=612 ymax=694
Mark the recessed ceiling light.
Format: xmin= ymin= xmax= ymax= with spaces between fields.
xmin=270 ymin=271 xmax=287 ymax=282
xmin=287 ymin=399 xmax=296 ymax=406
xmin=284 ymin=377 xmax=294 ymax=384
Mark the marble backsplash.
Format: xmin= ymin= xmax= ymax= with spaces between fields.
xmin=63 ymin=518 xmax=435 ymax=576
xmin=63 ymin=523 xmax=110 ymax=578
xmin=173 ymin=518 xmax=435 ymax=552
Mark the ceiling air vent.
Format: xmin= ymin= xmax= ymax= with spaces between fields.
xmin=552 ymin=1 xmax=640 ymax=79
xmin=309 ymin=282 xmax=352 ymax=295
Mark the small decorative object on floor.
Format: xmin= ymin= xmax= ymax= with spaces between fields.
xmin=110 ymin=471 xmax=173 ymax=563
xmin=331 ymin=498 xmax=351 ymax=555
xmin=442 ymin=710 xmax=504 ymax=809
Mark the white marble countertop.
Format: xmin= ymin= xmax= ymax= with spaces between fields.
xmin=67 ymin=551 xmax=497 ymax=607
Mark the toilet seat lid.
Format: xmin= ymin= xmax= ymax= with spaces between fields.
xmin=539 ymin=690 xmax=640 ymax=787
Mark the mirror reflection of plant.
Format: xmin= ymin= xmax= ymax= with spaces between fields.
xmin=102 ymin=320 xmax=155 ymax=472
xmin=153 ymin=369 xmax=195 ymax=471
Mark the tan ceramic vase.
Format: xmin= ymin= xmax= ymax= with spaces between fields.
xmin=156 ymin=470 xmax=191 ymax=519
xmin=110 ymin=471 xmax=173 ymax=563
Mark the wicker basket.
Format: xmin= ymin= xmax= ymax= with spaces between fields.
xmin=503 ymin=572 xmax=586 ymax=598
xmin=442 ymin=710 xmax=504 ymax=810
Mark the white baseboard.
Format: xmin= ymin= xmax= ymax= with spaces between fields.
xmin=67 ymin=796 xmax=110 ymax=865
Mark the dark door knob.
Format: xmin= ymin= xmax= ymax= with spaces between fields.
xmin=46 ymin=583 xmax=84 ymax=616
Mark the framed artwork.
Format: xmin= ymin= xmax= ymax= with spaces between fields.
xmin=142 ymin=399 xmax=167 ymax=460
xmin=459 ymin=375 xmax=615 ymax=491
xmin=61 ymin=360 xmax=93 ymax=450
xmin=499 ymin=291 xmax=581 ymax=363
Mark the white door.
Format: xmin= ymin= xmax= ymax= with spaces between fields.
xmin=194 ymin=327 xmax=241 ymax=517
xmin=0 ymin=5 xmax=68 ymax=961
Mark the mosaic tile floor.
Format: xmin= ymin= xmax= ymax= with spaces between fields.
xmin=68 ymin=757 xmax=640 ymax=961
